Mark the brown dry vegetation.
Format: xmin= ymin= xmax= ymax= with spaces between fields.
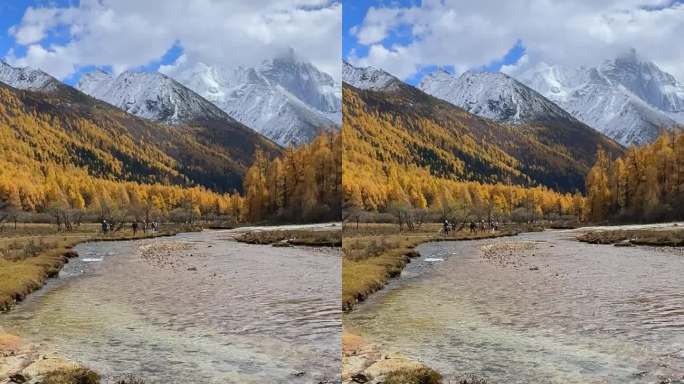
xmin=0 ymin=223 xmax=192 ymax=312
xmin=383 ymin=367 xmax=443 ymax=384
xmin=577 ymin=227 xmax=684 ymax=246
xmin=42 ymin=367 xmax=100 ymax=384
xmin=235 ymin=229 xmax=341 ymax=247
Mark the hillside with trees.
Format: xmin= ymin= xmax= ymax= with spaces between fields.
xmin=344 ymin=83 xmax=622 ymax=194
xmin=342 ymin=83 xmax=594 ymax=223
xmin=0 ymin=81 xmax=281 ymax=194
xmin=585 ymin=130 xmax=684 ymax=223
xmin=0 ymin=79 xmax=341 ymax=227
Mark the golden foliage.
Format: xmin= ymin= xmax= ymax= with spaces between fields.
xmin=342 ymin=86 xmax=583 ymax=220
xmin=585 ymin=130 xmax=684 ymax=222
xmin=244 ymin=133 xmax=342 ymax=222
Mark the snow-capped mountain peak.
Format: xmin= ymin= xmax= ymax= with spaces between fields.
xmin=164 ymin=51 xmax=341 ymax=147
xmin=0 ymin=60 xmax=60 ymax=92
xmin=598 ymin=49 xmax=684 ymax=113
xmin=419 ymin=69 xmax=572 ymax=124
xmin=516 ymin=49 xmax=684 ymax=146
xmin=76 ymin=70 xmax=226 ymax=124
xmin=342 ymin=61 xmax=401 ymax=91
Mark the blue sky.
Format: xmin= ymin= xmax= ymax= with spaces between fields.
xmin=1 ymin=1 xmax=341 ymax=84
xmin=0 ymin=0 xmax=183 ymax=85
xmin=0 ymin=1 xmax=37 ymax=60
xmin=344 ymin=0 xmax=684 ymax=84
xmin=343 ymin=0 xmax=525 ymax=84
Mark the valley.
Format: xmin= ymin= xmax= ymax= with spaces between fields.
xmin=344 ymin=224 xmax=684 ymax=384
xmin=1 ymin=225 xmax=342 ymax=384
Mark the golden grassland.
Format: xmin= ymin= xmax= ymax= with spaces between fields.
xmin=342 ymin=222 xmax=522 ymax=312
xmin=0 ymin=223 xmax=194 ymax=312
xmin=577 ymin=227 xmax=684 ymax=246
xmin=235 ymin=229 xmax=341 ymax=247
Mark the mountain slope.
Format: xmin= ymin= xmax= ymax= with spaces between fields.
xmin=342 ymin=61 xmax=402 ymax=91
xmin=77 ymin=70 xmax=227 ymax=123
xmin=343 ymin=64 xmax=623 ymax=193
xmin=0 ymin=63 xmax=280 ymax=193
xmin=419 ymin=70 xmax=575 ymax=124
xmin=417 ymin=69 xmax=624 ymax=169
xmin=166 ymin=50 xmax=341 ymax=147
xmin=0 ymin=61 xmax=61 ymax=92
xmin=516 ymin=50 xmax=684 ymax=146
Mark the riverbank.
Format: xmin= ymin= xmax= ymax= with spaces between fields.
xmin=345 ymin=227 xmax=684 ymax=383
xmin=341 ymin=329 xmax=441 ymax=384
xmin=342 ymin=222 xmax=521 ymax=312
xmin=0 ymin=223 xmax=197 ymax=313
xmin=2 ymin=224 xmax=341 ymax=383
xmin=577 ymin=223 xmax=684 ymax=246
xmin=341 ymin=222 xmax=540 ymax=384
xmin=0 ymin=324 xmax=101 ymax=384
xmin=341 ymin=224 xmax=495 ymax=384
xmin=235 ymin=228 xmax=342 ymax=247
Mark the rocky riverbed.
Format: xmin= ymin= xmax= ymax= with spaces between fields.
xmin=0 ymin=326 xmax=84 ymax=384
xmin=1 ymin=228 xmax=342 ymax=383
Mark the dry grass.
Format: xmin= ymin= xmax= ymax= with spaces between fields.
xmin=577 ymin=228 xmax=684 ymax=246
xmin=383 ymin=367 xmax=443 ymax=384
xmin=342 ymin=223 xmax=518 ymax=311
xmin=0 ymin=223 xmax=193 ymax=312
xmin=235 ymin=229 xmax=341 ymax=247
xmin=42 ymin=367 xmax=100 ymax=384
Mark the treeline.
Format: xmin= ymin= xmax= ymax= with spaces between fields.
xmin=344 ymin=162 xmax=583 ymax=224
xmin=1 ymin=133 xmax=342 ymax=227
xmin=243 ymin=133 xmax=341 ymax=223
xmin=585 ymin=131 xmax=684 ymax=223
xmin=0 ymin=162 xmax=243 ymax=229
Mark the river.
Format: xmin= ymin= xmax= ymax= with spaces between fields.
xmin=1 ymin=228 xmax=341 ymax=383
xmin=345 ymin=228 xmax=684 ymax=383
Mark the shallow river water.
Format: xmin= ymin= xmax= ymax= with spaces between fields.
xmin=1 ymin=230 xmax=341 ymax=383
xmin=345 ymin=229 xmax=684 ymax=383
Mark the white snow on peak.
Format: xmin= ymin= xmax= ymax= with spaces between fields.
xmin=76 ymin=69 xmax=226 ymax=124
xmin=419 ymin=69 xmax=573 ymax=124
xmin=516 ymin=49 xmax=684 ymax=146
xmin=0 ymin=61 xmax=59 ymax=92
xmin=342 ymin=61 xmax=401 ymax=91
xmin=165 ymin=51 xmax=341 ymax=147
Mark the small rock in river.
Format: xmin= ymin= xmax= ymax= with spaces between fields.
xmin=529 ymin=266 xmax=539 ymax=271
xmin=187 ymin=266 xmax=197 ymax=271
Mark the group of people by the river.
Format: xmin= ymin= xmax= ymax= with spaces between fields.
xmin=101 ymin=219 xmax=159 ymax=234
xmin=442 ymin=219 xmax=499 ymax=235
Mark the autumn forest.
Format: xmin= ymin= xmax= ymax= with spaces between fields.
xmin=0 ymin=74 xmax=682 ymax=229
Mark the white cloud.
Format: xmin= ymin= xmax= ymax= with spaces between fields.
xmin=6 ymin=0 xmax=341 ymax=81
xmin=500 ymin=54 xmax=528 ymax=75
xmin=349 ymin=0 xmax=684 ymax=81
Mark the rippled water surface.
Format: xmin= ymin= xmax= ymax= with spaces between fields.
xmin=1 ymin=230 xmax=341 ymax=383
xmin=345 ymin=230 xmax=684 ymax=383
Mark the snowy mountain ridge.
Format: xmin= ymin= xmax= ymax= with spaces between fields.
xmin=166 ymin=50 xmax=341 ymax=147
xmin=0 ymin=60 xmax=60 ymax=92
xmin=76 ymin=70 xmax=228 ymax=124
xmin=342 ymin=61 xmax=402 ymax=91
xmin=516 ymin=49 xmax=684 ymax=146
xmin=418 ymin=69 xmax=575 ymax=124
